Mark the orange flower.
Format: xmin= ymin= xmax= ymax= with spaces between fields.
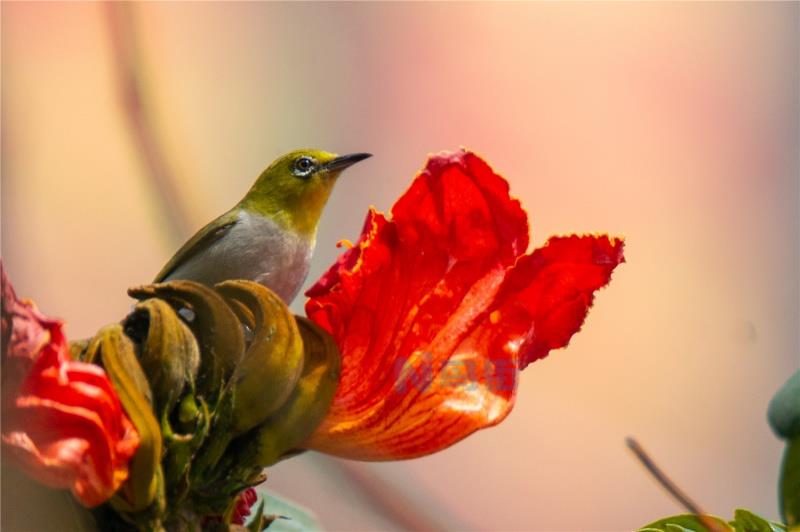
xmin=305 ymin=150 xmax=624 ymax=460
xmin=1 ymin=267 xmax=140 ymax=507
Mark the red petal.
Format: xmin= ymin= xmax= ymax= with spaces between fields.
xmin=230 ymin=487 xmax=258 ymax=525
xmin=391 ymin=150 xmax=528 ymax=262
xmin=1 ymin=264 xmax=55 ymax=364
xmin=305 ymin=151 xmax=624 ymax=460
xmin=1 ymin=265 xmax=140 ymax=507
xmin=498 ymin=235 xmax=625 ymax=368
xmin=1 ymin=265 xmax=69 ymax=405
xmin=5 ymin=398 xmax=118 ymax=506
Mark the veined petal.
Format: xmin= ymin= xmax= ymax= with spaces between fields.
xmin=305 ymin=150 xmax=624 ymax=460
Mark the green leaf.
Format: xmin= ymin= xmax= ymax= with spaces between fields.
xmin=639 ymin=514 xmax=733 ymax=532
xmin=639 ymin=511 xmax=787 ymax=532
xmin=768 ymin=370 xmax=800 ymax=440
xmin=779 ymin=438 xmax=800 ymax=526
xmin=730 ymin=508 xmax=786 ymax=532
xmin=246 ymin=501 xmax=267 ymax=532
xmin=665 ymin=525 xmax=699 ymax=532
xmin=248 ymin=488 xmax=321 ymax=532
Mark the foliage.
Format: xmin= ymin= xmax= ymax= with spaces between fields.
xmin=638 ymin=368 xmax=800 ymax=530
xmin=639 ymin=509 xmax=787 ymax=532
xmin=769 ymin=370 xmax=800 ymax=527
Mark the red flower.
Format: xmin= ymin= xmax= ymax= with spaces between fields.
xmin=202 ymin=488 xmax=257 ymax=526
xmin=305 ymin=150 xmax=624 ymax=460
xmin=1 ymin=267 xmax=140 ymax=507
xmin=231 ymin=487 xmax=258 ymax=525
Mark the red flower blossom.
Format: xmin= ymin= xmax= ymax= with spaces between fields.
xmin=1 ymin=267 xmax=140 ymax=507
xmin=232 ymin=487 xmax=258 ymax=525
xmin=202 ymin=488 xmax=257 ymax=526
xmin=304 ymin=150 xmax=624 ymax=460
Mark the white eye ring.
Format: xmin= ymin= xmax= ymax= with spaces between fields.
xmin=293 ymin=156 xmax=316 ymax=177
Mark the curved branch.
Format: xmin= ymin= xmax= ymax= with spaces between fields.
xmin=105 ymin=2 xmax=193 ymax=244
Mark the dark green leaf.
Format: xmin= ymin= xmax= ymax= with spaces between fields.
xmin=779 ymin=437 xmax=800 ymax=526
xmin=768 ymin=370 xmax=800 ymax=440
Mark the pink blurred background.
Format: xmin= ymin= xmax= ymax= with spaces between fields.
xmin=2 ymin=2 xmax=798 ymax=530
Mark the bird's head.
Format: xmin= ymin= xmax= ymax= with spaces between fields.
xmin=241 ymin=149 xmax=371 ymax=237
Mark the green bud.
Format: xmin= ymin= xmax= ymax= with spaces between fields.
xmin=124 ymin=298 xmax=200 ymax=416
xmin=215 ymin=280 xmax=304 ymax=435
xmin=235 ymin=316 xmax=340 ymax=471
xmin=129 ymin=281 xmax=245 ymax=403
xmin=90 ymin=325 xmax=162 ymax=513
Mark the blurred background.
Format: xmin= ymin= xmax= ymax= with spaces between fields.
xmin=2 ymin=2 xmax=798 ymax=530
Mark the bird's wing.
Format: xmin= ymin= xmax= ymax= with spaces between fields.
xmin=154 ymin=210 xmax=240 ymax=282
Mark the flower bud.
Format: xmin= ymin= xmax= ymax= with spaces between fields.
xmin=215 ymin=280 xmax=304 ymax=435
xmin=243 ymin=317 xmax=340 ymax=469
xmin=129 ymin=281 xmax=245 ymax=404
xmin=88 ymin=324 xmax=162 ymax=513
xmin=123 ymin=298 xmax=200 ymax=416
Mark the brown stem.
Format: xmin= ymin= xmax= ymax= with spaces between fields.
xmin=104 ymin=2 xmax=193 ymax=245
xmin=626 ymin=437 xmax=723 ymax=532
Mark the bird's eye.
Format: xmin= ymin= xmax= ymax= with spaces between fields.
xmin=293 ymin=156 xmax=315 ymax=176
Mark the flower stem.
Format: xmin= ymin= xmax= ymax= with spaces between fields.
xmin=625 ymin=437 xmax=723 ymax=532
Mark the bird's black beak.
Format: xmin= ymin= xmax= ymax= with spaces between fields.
xmin=324 ymin=152 xmax=372 ymax=172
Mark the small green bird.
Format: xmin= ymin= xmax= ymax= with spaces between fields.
xmin=155 ymin=149 xmax=371 ymax=303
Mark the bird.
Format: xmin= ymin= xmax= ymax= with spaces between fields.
xmin=154 ymin=149 xmax=371 ymax=304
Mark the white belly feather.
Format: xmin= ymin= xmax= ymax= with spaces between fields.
xmin=165 ymin=210 xmax=313 ymax=304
